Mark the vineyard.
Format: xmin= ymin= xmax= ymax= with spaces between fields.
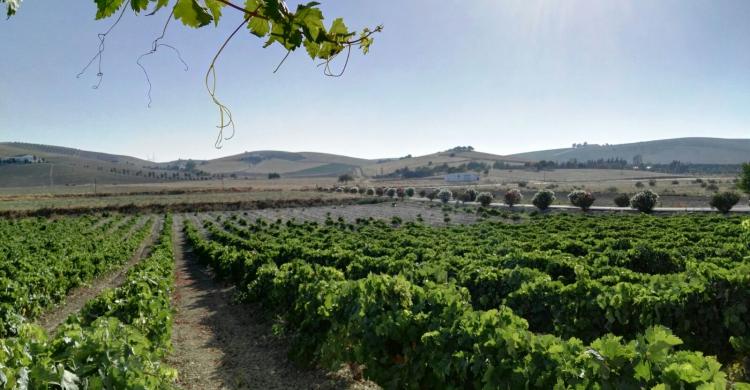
xmin=0 ymin=214 xmax=176 ymax=388
xmin=185 ymin=211 xmax=750 ymax=388
xmin=0 ymin=204 xmax=749 ymax=388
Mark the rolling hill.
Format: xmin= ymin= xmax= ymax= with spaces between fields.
xmin=510 ymin=137 xmax=750 ymax=165
xmin=2 ymin=137 xmax=747 ymax=188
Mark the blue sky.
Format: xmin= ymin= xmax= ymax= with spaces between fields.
xmin=1 ymin=0 xmax=749 ymax=162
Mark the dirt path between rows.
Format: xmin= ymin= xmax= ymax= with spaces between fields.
xmin=167 ymin=215 xmax=377 ymax=390
xmin=38 ymin=216 xmax=164 ymax=334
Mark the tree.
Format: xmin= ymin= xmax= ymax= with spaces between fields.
xmin=532 ymin=190 xmax=556 ymax=211
xmin=4 ymin=0 xmax=380 ymax=145
xmin=338 ymin=174 xmax=353 ymax=183
xmin=568 ymin=190 xmax=595 ymax=211
xmin=185 ymin=159 xmax=197 ymax=171
xmin=437 ymin=189 xmax=452 ymax=204
xmin=630 ymin=190 xmax=659 ymax=213
xmin=614 ymin=193 xmax=630 ymax=207
xmin=738 ymin=163 xmax=750 ymax=194
xmin=268 ymin=172 xmax=281 ymax=179
xmin=476 ymin=192 xmax=493 ymax=207
xmin=504 ymin=189 xmax=523 ymax=207
xmin=709 ymin=192 xmax=740 ymax=213
xmin=405 ymin=187 xmax=415 ymax=197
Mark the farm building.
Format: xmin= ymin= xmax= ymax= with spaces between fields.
xmin=0 ymin=154 xmax=40 ymax=164
xmin=444 ymin=172 xmax=480 ymax=182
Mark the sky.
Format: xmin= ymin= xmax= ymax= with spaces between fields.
xmin=1 ymin=0 xmax=749 ymax=162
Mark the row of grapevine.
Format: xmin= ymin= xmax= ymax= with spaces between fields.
xmin=0 ymin=215 xmax=154 ymax=336
xmin=0 ymin=215 xmax=176 ymax=388
xmin=184 ymin=213 xmax=750 ymax=388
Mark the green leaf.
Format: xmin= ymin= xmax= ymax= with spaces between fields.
xmin=94 ymin=0 xmax=126 ymax=19
xmin=329 ymin=17 xmax=348 ymax=37
xmin=303 ymin=39 xmax=320 ymax=59
xmin=131 ymin=0 xmax=150 ymax=13
xmin=248 ymin=17 xmax=270 ymax=37
xmin=205 ymin=0 xmax=224 ymax=26
xmin=295 ymin=6 xmax=324 ymax=41
xmin=173 ymin=0 xmax=213 ymax=28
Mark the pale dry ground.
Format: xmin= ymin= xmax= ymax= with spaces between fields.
xmin=0 ymin=190 xmax=353 ymax=211
xmin=168 ymin=215 xmax=378 ymax=390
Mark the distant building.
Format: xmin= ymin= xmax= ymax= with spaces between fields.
xmin=0 ymin=154 xmax=39 ymax=164
xmin=445 ymin=172 xmax=480 ymax=182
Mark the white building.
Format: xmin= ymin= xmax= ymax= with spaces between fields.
xmin=444 ymin=172 xmax=480 ymax=182
xmin=1 ymin=154 xmax=38 ymax=164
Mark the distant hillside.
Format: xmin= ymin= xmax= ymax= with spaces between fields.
xmin=197 ymin=150 xmax=374 ymax=178
xmin=0 ymin=142 xmax=196 ymax=187
xmin=510 ymin=138 xmax=750 ymax=165
xmin=361 ymin=150 xmax=527 ymax=177
xmin=0 ymin=142 xmax=530 ymax=187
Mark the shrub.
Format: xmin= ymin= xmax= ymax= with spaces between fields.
xmin=635 ymin=181 xmax=645 ymax=188
xmin=437 ymin=189 xmax=452 ymax=204
xmin=532 ymin=190 xmax=556 ymax=210
xmin=390 ymin=216 xmax=402 ymax=226
xmin=504 ymin=189 xmax=523 ymax=207
xmin=462 ymin=187 xmax=478 ymax=202
xmin=335 ymin=187 xmax=344 ymax=193
xmin=365 ymin=187 xmax=375 ymax=196
xmin=385 ymin=188 xmax=397 ymax=198
xmin=648 ymin=179 xmax=657 ymax=187
xmin=517 ymin=181 xmax=528 ymax=188
xmin=630 ymin=190 xmax=659 ymax=213
xmin=671 ymin=180 xmax=679 ymax=185
xmin=709 ymin=192 xmax=740 ymax=213
xmin=694 ymin=178 xmax=704 ymax=184
xmin=375 ymin=187 xmax=385 ymax=196
xmin=405 ymin=187 xmax=415 ymax=197
xmin=476 ymin=192 xmax=493 ymax=207
xmin=568 ymin=190 xmax=596 ymax=211
xmin=737 ymin=164 xmax=750 ymax=193
xmin=396 ymin=188 xmax=405 ymax=198
xmin=349 ymin=186 xmax=359 ymax=194
xmin=606 ymin=186 xmax=619 ymax=193
xmin=426 ymin=189 xmax=438 ymax=201
xmin=614 ymin=193 xmax=630 ymax=207
xmin=706 ymin=183 xmax=719 ymax=192
xmin=418 ymin=189 xmax=426 ymax=198
xmin=268 ymin=172 xmax=281 ymax=179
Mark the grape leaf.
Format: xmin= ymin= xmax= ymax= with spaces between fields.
xmin=94 ymin=0 xmax=126 ymax=19
xmin=174 ymin=0 xmax=213 ymax=28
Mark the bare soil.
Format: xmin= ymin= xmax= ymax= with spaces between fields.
xmin=167 ymin=215 xmax=378 ymax=390
xmin=38 ymin=216 xmax=163 ymax=334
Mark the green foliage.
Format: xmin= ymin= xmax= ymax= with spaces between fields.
xmin=614 ymin=193 xmax=631 ymax=207
xmin=476 ymin=191 xmax=493 ymax=207
xmin=0 ymin=215 xmax=177 ymax=388
xmin=711 ymin=192 xmax=741 ymax=213
xmin=568 ymin=189 xmax=596 ymax=210
xmin=504 ymin=188 xmax=523 ymax=207
xmin=385 ymin=187 xmax=397 ymax=198
xmin=404 ymin=187 xmax=415 ymax=197
xmin=739 ymin=163 xmax=750 ymax=194
xmin=0 ymin=215 xmax=153 ymax=336
xmin=184 ymin=214 xmax=750 ymax=388
xmin=5 ymin=1 xmax=380 ymax=61
xmin=631 ymin=189 xmax=660 ymax=213
xmin=460 ymin=187 xmax=478 ymax=202
xmin=437 ymin=188 xmax=452 ymax=204
xmin=365 ymin=187 xmax=375 ymax=196
xmin=532 ymin=189 xmax=556 ymax=210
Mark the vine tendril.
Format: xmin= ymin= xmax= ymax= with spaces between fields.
xmin=76 ymin=0 xmax=130 ymax=89
xmin=136 ymin=9 xmax=189 ymax=108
